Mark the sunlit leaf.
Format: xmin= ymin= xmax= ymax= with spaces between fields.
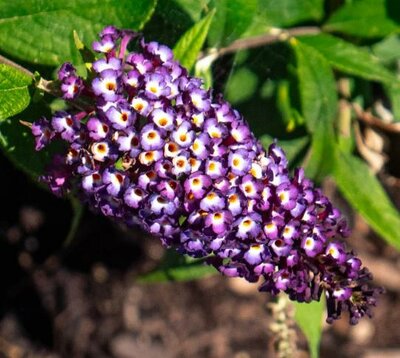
xmin=208 ymin=0 xmax=257 ymax=46
xmin=0 ymin=64 xmax=32 ymax=121
xmin=298 ymin=34 xmax=397 ymax=84
xmin=333 ymin=153 xmax=400 ymax=250
xmin=0 ymin=0 xmax=157 ymax=65
xmin=324 ymin=0 xmax=400 ymax=38
xmin=294 ymin=299 xmax=324 ymax=358
xmin=138 ymin=250 xmax=216 ymax=283
xmin=173 ymin=10 xmax=215 ymax=71
xmin=291 ymin=39 xmax=338 ymax=180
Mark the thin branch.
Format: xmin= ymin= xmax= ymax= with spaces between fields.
xmin=199 ymin=26 xmax=321 ymax=60
xmin=352 ymin=102 xmax=400 ymax=134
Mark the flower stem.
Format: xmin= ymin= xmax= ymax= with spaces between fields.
xmin=200 ymin=26 xmax=321 ymax=60
xmin=268 ymin=293 xmax=298 ymax=358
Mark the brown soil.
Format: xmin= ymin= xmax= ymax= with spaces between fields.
xmin=1 ymin=152 xmax=400 ymax=358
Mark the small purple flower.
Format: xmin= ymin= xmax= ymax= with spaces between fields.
xmin=82 ymin=171 xmax=103 ymax=192
xmin=149 ymin=194 xmax=177 ymax=216
xmin=131 ymin=96 xmax=151 ymax=116
xmin=205 ymin=211 xmax=233 ymax=235
xmin=116 ymin=129 xmax=141 ymax=157
xmin=200 ymin=191 xmax=225 ymax=211
xmin=244 ymin=244 xmax=267 ymax=265
xmin=240 ymin=175 xmax=261 ymax=199
xmin=226 ymin=189 xmax=245 ymax=216
xmin=172 ymin=122 xmax=195 ymax=148
xmin=184 ymin=173 xmax=212 ymax=199
xmin=228 ymin=149 xmax=252 ymax=176
xmin=93 ymin=35 xmax=116 ymax=53
xmin=144 ymin=73 xmax=170 ymax=99
xmin=143 ymin=40 xmax=174 ymax=63
xmin=124 ymin=186 xmax=147 ymax=209
xmin=87 ymin=117 xmax=110 ymax=140
xmin=235 ymin=213 xmax=262 ymax=240
xmin=276 ymin=183 xmax=298 ymax=210
xmin=126 ymin=53 xmax=153 ymax=74
xmin=325 ymin=242 xmax=347 ymax=263
xmin=93 ymin=57 xmax=122 ymax=73
xmin=100 ymin=26 xmax=120 ymax=39
xmin=102 ymin=169 xmax=126 ymax=196
xmin=58 ymin=62 xmax=77 ymax=81
xmin=205 ymin=158 xmax=227 ymax=179
xmin=91 ymin=141 xmax=111 ymax=162
xmin=40 ymin=155 xmax=71 ymax=196
xmin=204 ymin=118 xmax=227 ymax=140
xmin=230 ymin=122 xmax=251 ymax=143
xmin=188 ymin=88 xmax=211 ymax=111
xmin=106 ymin=105 xmax=134 ymax=130
xmin=190 ymin=133 xmax=210 ymax=160
xmin=301 ymin=235 xmax=324 ymax=257
xmin=140 ymin=124 xmax=164 ymax=150
xmin=32 ymin=117 xmax=54 ymax=150
xmin=92 ymin=69 xmax=120 ymax=101
xmin=51 ymin=111 xmax=80 ymax=142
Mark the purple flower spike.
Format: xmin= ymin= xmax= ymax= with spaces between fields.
xmin=31 ymin=26 xmax=382 ymax=326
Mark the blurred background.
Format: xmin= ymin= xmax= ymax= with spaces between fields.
xmin=1 ymin=0 xmax=400 ymax=357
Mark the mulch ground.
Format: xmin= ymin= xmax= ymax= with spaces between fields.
xmin=1 ymin=151 xmax=400 ymax=358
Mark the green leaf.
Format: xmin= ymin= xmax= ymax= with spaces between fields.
xmin=298 ymin=34 xmax=397 ymax=84
xmin=138 ymin=250 xmax=216 ymax=283
xmin=0 ymin=0 xmax=157 ymax=65
xmin=290 ymin=39 xmax=337 ymax=132
xmin=173 ymin=10 xmax=215 ymax=71
xmin=290 ymin=39 xmax=338 ymax=179
xmin=244 ymin=0 xmax=324 ymax=37
xmin=294 ymin=299 xmax=324 ymax=358
xmin=64 ymin=197 xmax=84 ymax=247
xmin=324 ymin=0 xmax=400 ymax=39
xmin=372 ymin=34 xmax=400 ymax=62
xmin=225 ymin=67 xmax=258 ymax=104
xmin=0 ymin=64 xmax=32 ymax=122
xmin=208 ymin=0 xmax=257 ymax=46
xmin=333 ymin=153 xmax=400 ymax=250
xmin=72 ymin=30 xmax=96 ymax=77
xmin=305 ymin=118 xmax=337 ymax=180
xmin=385 ymin=84 xmax=400 ymax=121
xmin=173 ymin=0 xmax=210 ymax=22
xmin=0 ymin=101 xmax=62 ymax=178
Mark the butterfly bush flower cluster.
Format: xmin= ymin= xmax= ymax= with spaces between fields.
xmin=32 ymin=26 xmax=382 ymax=325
